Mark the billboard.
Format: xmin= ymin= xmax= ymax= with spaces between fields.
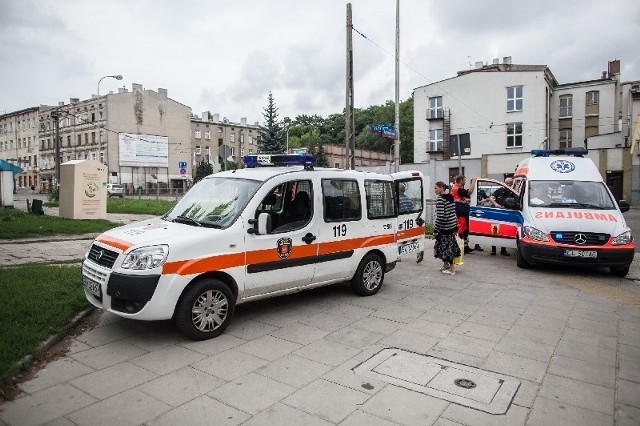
xmin=118 ymin=133 xmax=169 ymax=167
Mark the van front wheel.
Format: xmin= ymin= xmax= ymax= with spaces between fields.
xmin=174 ymin=279 xmax=235 ymax=340
xmin=351 ymin=253 xmax=385 ymax=296
xmin=610 ymin=266 xmax=629 ymax=277
xmin=516 ymin=242 xmax=531 ymax=269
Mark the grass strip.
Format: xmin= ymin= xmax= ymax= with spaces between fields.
xmin=0 ymin=264 xmax=88 ymax=386
xmin=0 ymin=209 xmax=119 ymax=240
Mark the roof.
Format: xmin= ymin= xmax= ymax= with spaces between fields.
xmin=0 ymin=159 xmax=23 ymax=176
xmin=207 ymin=166 xmax=392 ymax=183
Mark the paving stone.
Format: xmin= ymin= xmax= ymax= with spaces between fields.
xmin=427 ymin=347 xmax=486 ymax=368
xmin=466 ymin=309 xmax=521 ymax=329
xmin=493 ymin=336 xmax=556 ymax=363
xmin=350 ymin=316 xmax=402 ymax=336
xmin=433 ymin=333 xmax=496 ymax=358
xmin=371 ymin=304 xmax=424 ymax=323
xmin=527 ymin=396 xmax=613 ymax=426
xmin=566 ymin=316 xmax=618 ymax=336
xmin=235 ymin=334 xmax=302 ymax=360
xmin=523 ymin=304 xmax=571 ymax=321
xmin=192 ymin=348 xmax=268 ymax=381
xmin=548 ymin=355 xmax=615 ymax=388
xmin=300 ymin=311 xmax=355 ymax=331
xmin=209 ymin=372 xmax=295 ymax=415
xmin=339 ymin=409 xmax=403 ymax=426
xmin=452 ymin=321 xmax=508 ymax=343
xmin=131 ymin=344 xmax=205 ymax=375
xmin=538 ymin=374 xmax=614 ymax=415
xmin=69 ymin=340 xmax=148 ymax=370
xmin=240 ymin=403 xmax=332 ymax=426
xmin=70 ymin=362 xmax=157 ymax=399
xmin=419 ymin=309 xmax=469 ymax=326
xmin=401 ymin=318 xmax=456 ymax=339
xmin=122 ymin=326 xmax=184 ymax=351
xmin=554 ymin=339 xmax=616 ymax=367
xmin=325 ymin=303 xmax=375 ymax=320
xmin=514 ymin=312 xmax=567 ymax=331
xmin=137 ymin=366 xmax=224 ymax=407
xmin=359 ymin=383 xmax=449 ymax=425
xmin=147 ymin=395 xmax=249 ymax=426
xmin=323 ymin=364 xmax=388 ymax=396
xmin=325 ymin=326 xmax=386 ymax=349
xmin=616 ymin=404 xmax=640 ymax=426
xmin=224 ymin=317 xmax=279 ymax=340
xmin=255 ymin=354 xmax=331 ymax=387
xmin=19 ymin=358 xmax=94 ymax=394
xmin=570 ymin=308 xmax=619 ymax=324
xmin=511 ymin=379 xmax=539 ymax=408
xmin=558 ymin=327 xmax=617 ymax=351
xmin=284 ymin=379 xmax=370 ymax=423
xmin=268 ymin=322 xmax=331 ymax=344
xmin=178 ymin=332 xmax=246 ymax=356
xmin=617 ymin=379 xmax=640 ymax=408
xmin=0 ymin=384 xmax=96 ymax=426
xmin=441 ymin=402 xmax=529 ymax=425
xmin=293 ymin=338 xmax=361 ymax=366
xmin=504 ymin=324 xmax=562 ymax=346
xmin=482 ymin=351 xmax=548 ymax=383
xmin=75 ymin=322 xmax=139 ymax=347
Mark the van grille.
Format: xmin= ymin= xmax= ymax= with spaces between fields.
xmin=550 ymin=231 xmax=610 ymax=246
xmin=88 ymin=244 xmax=119 ymax=268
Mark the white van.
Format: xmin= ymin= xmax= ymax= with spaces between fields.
xmin=469 ymin=149 xmax=635 ymax=277
xmin=82 ymin=154 xmax=425 ymax=340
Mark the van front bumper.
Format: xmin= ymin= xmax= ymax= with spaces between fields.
xmin=519 ymin=241 xmax=635 ymax=268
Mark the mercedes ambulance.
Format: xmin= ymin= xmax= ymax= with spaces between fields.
xmin=81 ymin=154 xmax=425 ymax=340
xmin=469 ymin=149 xmax=634 ymax=277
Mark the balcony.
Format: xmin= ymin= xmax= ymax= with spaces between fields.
xmin=426 ymin=141 xmax=444 ymax=153
xmin=427 ymin=109 xmax=444 ymax=121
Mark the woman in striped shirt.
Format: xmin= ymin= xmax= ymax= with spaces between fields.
xmin=433 ymin=181 xmax=461 ymax=274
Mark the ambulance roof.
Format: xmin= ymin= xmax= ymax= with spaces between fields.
xmin=208 ymin=165 xmax=393 ymax=183
xmin=516 ymin=149 xmax=602 ymax=181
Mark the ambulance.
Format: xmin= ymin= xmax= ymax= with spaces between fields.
xmin=469 ymin=148 xmax=634 ymax=277
xmin=81 ymin=154 xmax=425 ymax=340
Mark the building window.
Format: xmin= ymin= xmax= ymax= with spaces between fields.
xmin=77 ymin=135 xmax=82 ymax=146
xmin=586 ymin=91 xmax=599 ymax=105
xmin=91 ymin=132 xmax=96 ymax=144
xmin=100 ymin=152 xmax=105 ymax=164
xmin=559 ymin=95 xmax=572 ymax=117
xmin=428 ymin=129 xmax=443 ymax=151
xmin=427 ymin=96 xmax=443 ymax=119
xmin=240 ymin=133 xmax=244 ymax=143
xmin=218 ymin=127 xmax=223 ymax=133
xmin=507 ymin=86 xmax=523 ymax=112
xmin=229 ymin=133 xmax=235 ymax=142
xmin=194 ymin=129 xmax=201 ymax=139
xmin=195 ymin=145 xmax=201 ymax=155
xmin=204 ymin=131 xmax=210 ymax=140
xmin=559 ymin=129 xmax=572 ymax=149
xmin=506 ymin=122 xmax=523 ymax=147
xmin=67 ymin=136 xmax=71 ymax=147
xmin=249 ymin=136 xmax=254 ymax=144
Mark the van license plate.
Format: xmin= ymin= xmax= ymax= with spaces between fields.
xmin=82 ymin=276 xmax=102 ymax=298
xmin=564 ymin=250 xmax=597 ymax=258
xmin=399 ymin=241 xmax=420 ymax=255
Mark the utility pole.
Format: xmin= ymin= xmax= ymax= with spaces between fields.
xmin=51 ymin=109 xmax=61 ymax=188
xmin=393 ymin=0 xmax=400 ymax=172
xmin=345 ymin=3 xmax=355 ymax=170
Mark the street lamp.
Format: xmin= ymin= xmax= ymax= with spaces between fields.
xmin=97 ymin=74 xmax=123 ymax=95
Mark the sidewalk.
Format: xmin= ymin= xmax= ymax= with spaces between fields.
xmin=1 ymin=205 xmax=639 ymax=425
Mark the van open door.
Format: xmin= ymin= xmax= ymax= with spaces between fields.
xmin=469 ymin=178 xmax=521 ymax=250
xmin=392 ymin=171 xmax=425 ymax=258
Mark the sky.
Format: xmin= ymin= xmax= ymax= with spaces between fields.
xmin=1 ymin=0 xmax=639 ymax=124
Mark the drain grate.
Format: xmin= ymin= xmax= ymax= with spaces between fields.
xmin=454 ymin=378 xmax=477 ymax=389
xmin=353 ymin=348 xmax=520 ymax=414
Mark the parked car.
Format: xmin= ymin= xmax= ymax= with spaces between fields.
xmin=107 ymin=183 xmax=124 ymax=198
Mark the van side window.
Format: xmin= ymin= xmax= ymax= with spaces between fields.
xmin=322 ymin=179 xmax=361 ymax=222
xmin=257 ymin=180 xmax=312 ymax=233
xmin=365 ymin=180 xmax=395 ymax=218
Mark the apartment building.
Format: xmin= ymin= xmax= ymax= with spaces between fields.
xmin=413 ymin=58 xmax=639 ymax=203
xmin=0 ymin=107 xmax=40 ymax=190
xmin=37 ymin=84 xmax=191 ymax=194
xmin=190 ymin=113 xmax=261 ymax=171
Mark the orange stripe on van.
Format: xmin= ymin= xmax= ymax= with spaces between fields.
xmin=163 ymin=252 xmax=246 ymax=275
xmin=319 ymin=234 xmax=395 ymax=255
xmin=96 ymin=235 xmax=133 ymax=252
xmin=397 ymin=226 xmax=425 ymax=240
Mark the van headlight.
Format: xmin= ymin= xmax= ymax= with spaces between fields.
xmin=611 ymin=231 xmax=632 ymax=246
xmin=122 ymin=245 xmax=169 ymax=270
xmin=524 ymin=226 xmax=549 ymax=242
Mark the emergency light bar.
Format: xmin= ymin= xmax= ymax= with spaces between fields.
xmin=243 ymin=153 xmax=316 ymax=168
xmin=531 ymin=148 xmax=588 ymax=157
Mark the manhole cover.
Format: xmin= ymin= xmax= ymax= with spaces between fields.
xmin=454 ymin=378 xmax=477 ymax=389
xmin=353 ymin=348 xmax=520 ymax=414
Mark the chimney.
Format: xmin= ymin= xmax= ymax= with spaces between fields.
xmin=602 ymin=71 xmax=608 ymax=79
xmin=503 ymin=56 xmax=512 ymax=64
xmin=58 ymin=101 xmax=64 ymax=107
xmin=492 ymin=58 xmax=499 ymax=65
xmin=241 ymin=117 xmax=247 ymax=126
xmin=132 ymin=83 xmax=143 ymax=91
xmin=202 ymin=112 xmax=209 ymax=121
xmin=118 ymin=87 xmax=126 ymax=93
xmin=608 ymin=59 xmax=620 ymax=77
xmin=70 ymin=98 xmax=79 ymax=104
xmin=474 ymin=61 xmax=483 ymax=69
xmin=158 ymin=88 xmax=167 ymax=97
xmin=213 ymin=113 xmax=220 ymax=122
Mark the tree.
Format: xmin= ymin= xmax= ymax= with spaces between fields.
xmin=194 ymin=161 xmax=213 ymax=184
xmin=258 ymin=92 xmax=285 ymax=153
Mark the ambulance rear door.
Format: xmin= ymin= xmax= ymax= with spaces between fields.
xmin=469 ymin=178 xmax=521 ymax=249
xmin=392 ymin=171 xmax=425 ymax=257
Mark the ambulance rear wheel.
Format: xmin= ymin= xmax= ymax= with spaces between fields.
xmin=610 ymin=266 xmax=629 ymax=277
xmin=174 ymin=279 xmax=235 ymax=340
xmin=351 ymin=253 xmax=385 ymax=296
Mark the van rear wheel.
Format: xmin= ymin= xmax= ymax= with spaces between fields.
xmin=351 ymin=253 xmax=385 ymax=296
xmin=174 ymin=279 xmax=235 ymax=340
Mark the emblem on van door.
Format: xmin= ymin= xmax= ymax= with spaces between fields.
xmin=277 ymin=238 xmax=293 ymax=259
xmin=550 ymin=160 xmax=575 ymax=173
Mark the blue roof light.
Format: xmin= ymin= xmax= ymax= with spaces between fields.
xmin=243 ymin=153 xmax=316 ymax=168
xmin=531 ymin=148 xmax=588 ymax=157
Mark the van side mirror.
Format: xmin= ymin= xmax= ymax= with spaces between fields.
xmin=618 ymin=199 xmax=630 ymax=213
xmin=247 ymin=213 xmax=272 ymax=235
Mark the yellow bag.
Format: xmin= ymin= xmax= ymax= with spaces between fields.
xmin=453 ymin=237 xmax=464 ymax=265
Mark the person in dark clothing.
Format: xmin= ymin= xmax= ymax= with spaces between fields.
xmin=433 ymin=181 xmax=461 ymax=275
xmin=451 ymin=175 xmax=476 ymax=254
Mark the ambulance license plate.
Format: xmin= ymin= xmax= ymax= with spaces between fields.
xmin=399 ymin=240 xmax=420 ymax=255
xmin=82 ymin=275 xmax=102 ymax=298
xmin=563 ymin=249 xmax=597 ymax=258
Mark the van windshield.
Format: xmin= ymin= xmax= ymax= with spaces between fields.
xmin=164 ymin=177 xmax=261 ymax=228
xmin=528 ymin=181 xmax=616 ymax=209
